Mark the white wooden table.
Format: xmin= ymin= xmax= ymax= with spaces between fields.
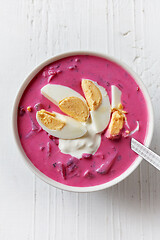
xmin=1 ymin=0 xmax=160 ymax=239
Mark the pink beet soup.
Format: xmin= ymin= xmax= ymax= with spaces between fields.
xmin=17 ymin=55 xmax=149 ymax=187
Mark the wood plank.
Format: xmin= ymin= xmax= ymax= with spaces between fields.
xmin=0 ymin=0 xmax=160 ymax=239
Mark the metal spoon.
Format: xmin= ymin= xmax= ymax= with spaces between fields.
xmin=131 ymin=138 xmax=160 ymax=171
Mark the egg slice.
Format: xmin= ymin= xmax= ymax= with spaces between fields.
xmin=81 ymin=79 xmax=111 ymax=133
xmin=36 ymin=109 xmax=87 ymax=139
xmin=59 ymin=96 xmax=89 ymax=122
xmin=41 ymin=84 xmax=87 ymax=106
xmin=41 ymin=84 xmax=89 ymax=122
xmin=111 ymin=85 xmax=122 ymax=109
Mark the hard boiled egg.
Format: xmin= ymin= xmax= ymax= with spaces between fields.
xmin=41 ymin=84 xmax=89 ymax=122
xmin=41 ymin=84 xmax=87 ymax=106
xmin=111 ymin=85 xmax=122 ymax=109
xmin=81 ymin=79 xmax=111 ymax=133
xmin=36 ymin=109 xmax=87 ymax=139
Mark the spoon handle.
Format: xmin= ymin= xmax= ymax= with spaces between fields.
xmin=131 ymin=138 xmax=160 ymax=171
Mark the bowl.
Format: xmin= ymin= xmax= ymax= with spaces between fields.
xmin=12 ymin=51 xmax=154 ymax=192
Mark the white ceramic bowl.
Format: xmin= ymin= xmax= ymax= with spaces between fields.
xmin=12 ymin=51 xmax=154 ymax=192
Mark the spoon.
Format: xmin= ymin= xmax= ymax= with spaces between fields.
xmin=131 ymin=138 xmax=160 ymax=171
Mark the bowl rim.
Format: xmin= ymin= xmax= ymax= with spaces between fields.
xmin=12 ymin=50 xmax=154 ymax=193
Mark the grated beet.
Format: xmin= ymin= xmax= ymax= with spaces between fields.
xmin=48 ymin=75 xmax=54 ymax=82
xmin=68 ymin=65 xmax=77 ymax=70
xmin=94 ymin=152 xmax=104 ymax=159
xmin=57 ymin=162 xmax=66 ymax=180
xmin=82 ymin=153 xmax=92 ymax=159
xmin=40 ymin=146 xmax=45 ymax=151
xmin=47 ymin=142 xmax=51 ymax=157
xmin=19 ymin=106 xmax=25 ymax=116
xmin=48 ymin=70 xmax=57 ymax=76
xmin=96 ymin=151 xmax=117 ymax=175
xmin=66 ymin=157 xmax=78 ymax=173
xmin=83 ymin=170 xmax=94 ymax=178
xmin=67 ymin=157 xmax=78 ymax=167
xmin=75 ymin=58 xmax=80 ymax=62
xmin=57 ymin=69 xmax=62 ymax=74
xmin=34 ymin=103 xmax=43 ymax=111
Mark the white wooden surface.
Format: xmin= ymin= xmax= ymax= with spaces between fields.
xmin=0 ymin=0 xmax=160 ymax=239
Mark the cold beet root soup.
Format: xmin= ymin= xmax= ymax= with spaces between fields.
xmin=17 ymin=55 xmax=148 ymax=187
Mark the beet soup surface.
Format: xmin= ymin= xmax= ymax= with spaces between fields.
xmin=17 ymin=55 xmax=148 ymax=187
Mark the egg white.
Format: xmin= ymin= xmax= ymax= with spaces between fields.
xmin=84 ymin=80 xmax=111 ymax=133
xmin=36 ymin=111 xmax=87 ymax=140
